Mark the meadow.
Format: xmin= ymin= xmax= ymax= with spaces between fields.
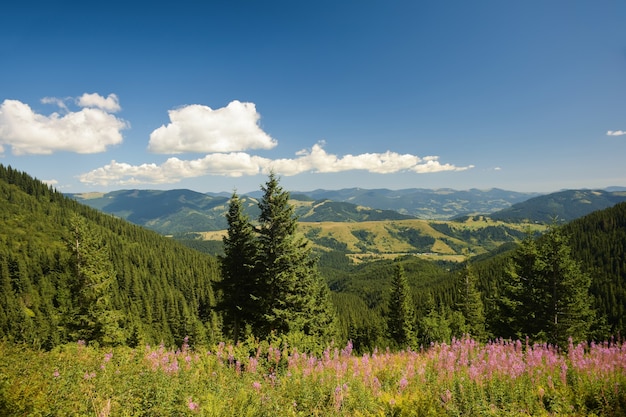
xmin=1 ymin=337 xmax=625 ymax=416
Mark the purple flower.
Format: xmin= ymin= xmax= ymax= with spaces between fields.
xmin=187 ymin=397 xmax=199 ymax=411
xmin=398 ymin=377 xmax=409 ymax=391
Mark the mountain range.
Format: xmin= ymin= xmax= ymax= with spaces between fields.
xmin=69 ymin=187 xmax=626 ymax=235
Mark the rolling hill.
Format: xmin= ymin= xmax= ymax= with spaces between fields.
xmin=251 ymin=187 xmax=540 ymax=219
xmin=488 ymin=189 xmax=626 ymax=223
xmin=69 ymin=189 xmax=416 ymax=234
xmin=70 ymin=187 xmax=541 ymax=234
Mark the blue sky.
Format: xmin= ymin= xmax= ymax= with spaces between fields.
xmin=1 ymin=1 xmax=625 ymax=194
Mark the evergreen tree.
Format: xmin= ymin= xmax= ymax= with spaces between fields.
xmin=457 ymin=262 xmax=487 ymax=341
xmin=66 ymin=214 xmax=126 ymax=346
xmin=217 ymin=191 xmax=259 ymax=343
xmin=501 ymin=226 xmax=594 ymax=347
xmin=387 ymin=264 xmax=417 ymax=348
xmin=254 ymin=173 xmax=337 ymax=341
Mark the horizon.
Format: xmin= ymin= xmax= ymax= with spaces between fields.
xmin=1 ymin=1 xmax=625 ymax=194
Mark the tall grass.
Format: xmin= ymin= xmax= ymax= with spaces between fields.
xmin=1 ymin=337 xmax=625 ymax=416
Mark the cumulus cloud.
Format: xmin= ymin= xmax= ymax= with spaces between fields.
xmin=607 ymin=130 xmax=626 ymax=136
xmin=0 ymin=94 xmax=128 ymax=155
xmin=77 ymin=93 xmax=121 ymax=112
xmin=148 ymin=100 xmax=278 ymax=154
xmin=79 ymin=142 xmax=473 ymax=186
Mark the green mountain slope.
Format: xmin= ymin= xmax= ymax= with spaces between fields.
xmin=251 ymin=187 xmax=540 ymax=219
xmin=70 ymin=189 xmax=415 ymax=234
xmin=473 ymin=201 xmax=626 ymax=339
xmin=488 ymin=189 xmax=626 ymax=223
xmin=0 ymin=165 xmax=220 ymax=349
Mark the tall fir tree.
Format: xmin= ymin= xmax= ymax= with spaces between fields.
xmin=387 ymin=264 xmax=417 ymax=348
xmin=66 ymin=214 xmax=126 ymax=346
xmin=217 ymin=191 xmax=259 ymax=343
xmin=457 ymin=262 xmax=487 ymax=341
xmin=501 ymin=226 xmax=594 ymax=347
xmin=254 ymin=173 xmax=337 ymax=341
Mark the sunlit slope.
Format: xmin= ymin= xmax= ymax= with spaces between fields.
xmin=200 ymin=217 xmax=545 ymax=262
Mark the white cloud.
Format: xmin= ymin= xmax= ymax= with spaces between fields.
xmin=0 ymin=96 xmax=128 ymax=155
xmin=148 ymin=100 xmax=278 ymax=154
xmin=77 ymin=93 xmax=121 ymax=112
xmin=41 ymin=97 xmax=70 ymax=111
xmin=607 ymin=130 xmax=626 ymax=136
xmin=41 ymin=179 xmax=59 ymax=187
xmin=79 ymin=142 xmax=473 ymax=186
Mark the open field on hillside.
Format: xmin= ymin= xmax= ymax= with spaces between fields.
xmin=2 ymin=338 xmax=625 ymax=416
xmin=196 ymin=218 xmax=546 ymax=262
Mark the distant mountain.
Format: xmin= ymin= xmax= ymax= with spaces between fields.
xmin=274 ymin=187 xmax=540 ymax=219
xmin=70 ymin=189 xmax=233 ymax=234
xmin=69 ymin=189 xmax=416 ymax=234
xmin=488 ymin=189 xmax=626 ymax=223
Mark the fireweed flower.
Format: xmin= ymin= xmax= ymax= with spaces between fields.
xmin=187 ymin=397 xmax=199 ymax=411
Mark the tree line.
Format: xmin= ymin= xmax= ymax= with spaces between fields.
xmin=0 ymin=163 xmax=623 ymax=353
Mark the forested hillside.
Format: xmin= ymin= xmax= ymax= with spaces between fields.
xmin=489 ymin=189 xmax=626 ymax=223
xmin=474 ymin=201 xmax=626 ymax=341
xmin=2 ymin=164 xmax=626 ymax=355
xmin=0 ymin=165 xmax=220 ymax=349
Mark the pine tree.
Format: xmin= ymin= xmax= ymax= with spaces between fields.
xmin=457 ymin=262 xmax=486 ymax=341
xmin=501 ymin=226 xmax=594 ymax=347
xmin=387 ymin=264 xmax=417 ymax=348
xmin=66 ymin=214 xmax=126 ymax=346
xmin=217 ymin=191 xmax=259 ymax=343
xmin=254 ymin=173 xmax=337 ymax=341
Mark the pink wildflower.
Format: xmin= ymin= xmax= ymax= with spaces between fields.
xmin=187 ymin=397 xmax=199 ymax=412
xmin=398 ymin=377 xmax=409 ymax=391
xmin=441 ymin=389 xmax=453 ymax=404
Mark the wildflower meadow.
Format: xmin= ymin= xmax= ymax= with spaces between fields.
xmin=1 ymin=337 xmax=625 ymax=416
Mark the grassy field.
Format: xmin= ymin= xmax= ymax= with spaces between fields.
xmin=195 ymin=218 xmax=546 ymax=262
xmin=2 ymin=337 xmax=624 ymax=416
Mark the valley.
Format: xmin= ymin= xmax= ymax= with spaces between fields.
xmin=197 ymin=217 xmax=546 ymax=263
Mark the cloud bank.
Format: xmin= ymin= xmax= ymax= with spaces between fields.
xmin=0 ymin=94 xmax=472 ymax=187
xmin=148 ymin=100 xmax=277 ymax=153
xmin=0 ymin=94 xmax=128 ymax=155
xmin=79 ymin=142 xmax=473 ymax=186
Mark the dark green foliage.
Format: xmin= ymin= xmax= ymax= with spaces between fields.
xmin=0 ymin=164 xmax=219 ymax=349
xmin=332 ymin=292 xmax=385 ymax=353
xmin=499 ymin=227 xmax=594 ymax=347
xmin=217 ymin=191 xmax=259 ymax=343
xmin=456 ymin=263 xmax=487 ymax=341
xmin=224 ymin=173 xmax=338 ymax=345
xmin=66 ymin=214 xmax=125 ymax=346
xmin=562 ymin=202 xmax=626 ymax=337
xmin=387 ymin=265 xmax=417 ymax=348
xmin=387 ymin=228 xmax=435 ymax=252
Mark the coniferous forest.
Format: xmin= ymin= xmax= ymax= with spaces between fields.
xmin=1 ymin=163 xmax=626 ymax=350
xmin=2 ymin=163 xmax=626 ymax=415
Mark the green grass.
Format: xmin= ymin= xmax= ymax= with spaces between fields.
xmin=1 ymin=337 xmax=624 ymax=416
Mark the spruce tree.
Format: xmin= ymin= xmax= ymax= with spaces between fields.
xmin=66 ymin=214 xmax=126 ymax=346
xmin=387 ymin=264 xmax=417 ymax=348
xmin=457 ymin=262 xmax=486 ymax=341
xmin=254 ymin=173 xmax=337 ymax=341
xmin=217 ymin=191 xmax=259 ymax=343
xmin=501 ymin=226 xmax=594 ymax=347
